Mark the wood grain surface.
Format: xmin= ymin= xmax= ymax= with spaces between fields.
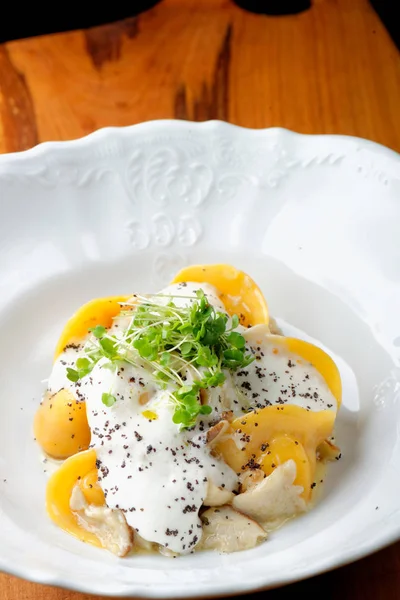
xmin=0 ymin=0 xmax=400 ymax=598
xmin=0 ymin=0 xmax=400 ymax=154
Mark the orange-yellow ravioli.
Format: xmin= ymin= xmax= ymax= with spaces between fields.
xmin=215 ymin=405 xmax=336 ymax=501
xmin=34 ymin=389 xmax=91 ymax=459
xmin=46 ymin=449 xmax=105 ymax=548
xmin=256 ymin=332 xmax=342 ymax=407
xmin=54 ymin=295 xmax=131 ymax=360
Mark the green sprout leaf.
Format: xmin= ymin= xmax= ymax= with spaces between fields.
xmin=226 ymin=331 xmax=246 ymax=349
xmin=66 ymin=368 xmax=80 ymax=383
xmin=102 ymin=392 xmax=117 ymax=407
xmin=160 ymin=351 xmax=171 ymax=367
xmin=180 ymin=342 xmax=193 ymax=356
xmin=230 ymin=314 xmax=239 ymax=329
xmin=76 ymin=357 xmax=90 ymax=370
xmin=99 ymin=338 xmax=118 ymax=358
xmin=90 ymin=325 xmax=107 ymax=339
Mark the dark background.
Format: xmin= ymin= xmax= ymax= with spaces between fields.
xmin=0 ymin=0 xmax=399 ymax=51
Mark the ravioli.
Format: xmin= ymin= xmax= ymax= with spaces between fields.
xmin=54 ymin=296 xmax=131 ymax=359
xmin=34 ymin=389 xmax=90 ymax=459
xmin=215 ymin=405 xmax=335 ymax=501
xmin=46 ymin=449 xmax=105 ymax=548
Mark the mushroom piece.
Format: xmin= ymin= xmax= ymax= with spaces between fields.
xmin=239 ymin=468 xmax=265 ymax=493
xmin=268 ymin=316 xmax=283 ymax=336
xmin=206 ymin=420 xmax=229 ymax=446
xmin=203 ymin=481 xmax=235 ymax=506
xmin=134 ymin=531 xmax=157 ymax=553
xmin=158 ymin=545 xmax=179 ymax=558
xmin=70 ymin=486 xmax=133 ymax=557
xmin=200 ymin=506 xmax=267 ymax=553
xmin=232 ymin=460 xmax=306 ymax=524
xmin=139 ymin=392 xmax=150 ymax=406
xmin=317 ymin=439 xmax=341 ymax=461
xmin=221 ymin=410 xmax=234 ymax=422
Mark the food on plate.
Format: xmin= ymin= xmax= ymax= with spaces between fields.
xmin=36 ymin=263 xmax=341 ymax=557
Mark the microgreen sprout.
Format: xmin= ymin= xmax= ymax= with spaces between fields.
xmin=66 ymin=290 xmax=254 ymax=428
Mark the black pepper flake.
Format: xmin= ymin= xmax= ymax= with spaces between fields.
xmin=65 ymin=343 xmax=80 ymax=350
xmin=242 ymin=457 xmax=261 ymax=471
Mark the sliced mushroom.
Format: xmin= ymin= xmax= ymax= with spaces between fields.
xmin=221 ymin=410 xmax=234 ymax=422
xmin=233 ymin=460 xmax=306 ymax=523
xmin=134 ymin=532 xmax=157 ymax=553
xmin=204 ymin=481 xmax=234 ymax=506
xmin=139 ymin=392 xmax=150 ymax=406
xmin=206 ymin=420 xmax=229 ymax=446
xmin=70 ymin=486 xmax=133 ymax=557
xmin=158 ymin=545 xmax=179 ymax=558
xmin=268 ymin=316 xmax=283 ymax=336
xmin=317 ymin=439 xmax=341 ymax=461
xmin=199 ymin=388 xmax=207 ymax=405
xmin=200 ymin=506 xmax=267 ymax=553
xmin=239 ymin=468 xmax=265 ymax=492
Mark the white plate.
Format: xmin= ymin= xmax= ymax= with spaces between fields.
xmin=0 ymin=120 xmax=399 ymax=598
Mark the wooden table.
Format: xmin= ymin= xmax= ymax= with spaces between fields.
xmin=0 ymin=0 xmax=399 ymax=598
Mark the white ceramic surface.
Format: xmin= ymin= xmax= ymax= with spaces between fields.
xmin=0 ymin=120 xmax=399 ymax=598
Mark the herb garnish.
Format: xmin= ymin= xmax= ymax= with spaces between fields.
xmin=66 ymin=290 xmax=254 ymax=428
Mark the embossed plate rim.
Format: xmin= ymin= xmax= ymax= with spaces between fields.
xmin=0 ymin=119 xmax=399 ymax=164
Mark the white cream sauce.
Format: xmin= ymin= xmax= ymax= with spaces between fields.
xmin=233 ymin=325 xmax=337 ymax=414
